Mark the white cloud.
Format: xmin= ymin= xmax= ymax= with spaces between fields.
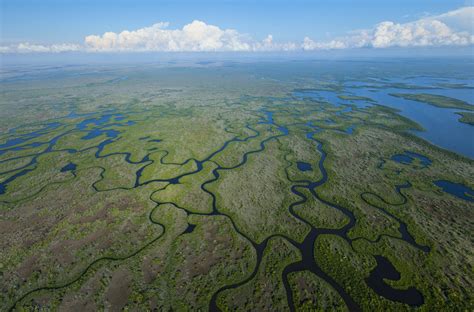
xmin=0 ymin=42 xmax=81 ymax=53
xmin=1 ymin=7 xmax=472 ymax=53
xmin=434 ymin=6 xmax=474 ymax=32
xmin=84 ymin=20 xmax=288 ymax=52
xmin=303 ymin=6 xmax=474 ymax=50
xmin=303 ymin=37 xmax=349 ymax=50
xmin=0 ymin=20 xmax=299 ymax=53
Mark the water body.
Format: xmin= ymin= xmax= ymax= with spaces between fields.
xmin=0 ymin=142 xmax=47 ymax=157
xmin=1 ymin=122 xmax=61 ymax=149
xmin=391 ymin=151 xmax=432 ymax=167
xmin=411 ymin=88 xmax=474 ymax=104
xmin=351 ymin=88 xmax=474 ymax=158
xmin=0 ymin=168 xmax=33 ymax=195
xmin=2 ymin=102 xmax=428 ymax=310
xmin=76 ymin=114 xmax=115 ymax=130
xmin=294 ymin=86 xmax=474 ymax=159
xmin=259 ymin=110 xmax=274 ymax=124
xmin=294 ymin=89 xmax=372 ymax=109
xmin=374 ymin=77 xmax=474 ymax=103
xmin=294 ymin=90 xmax=343 ymax=107
xmin=60 ymin=162 xmax=77 ymax=172
xmin=337 ymin=106 xmax=353 ymax=116
xmin=114 ymin=114 xmax=125 ymax=121
xmin=392 ymin=154 xmax=413 ymax=164
xmin=366 ymin=255 xmax=424 ymax=306
xmin=325 ymin=118 xmax=336 ymax=124
xmin=258 ymin=110 xmax=289 ymax=135
xmin=296 ymin=161 xmax=312 ymax=171
xmin=182 ymin=223 xmax=197 ymax=234
xmin=0 ymin=112 xmax=137 ymax=195
xmin=82 ymin=129 xmax=120 ymax=140
xmin=434 ymin=180 xmax=474 ymax=202
xmin=345 ymin=126 xmax=354 ymax=135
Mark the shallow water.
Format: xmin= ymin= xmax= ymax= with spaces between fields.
xmin=434 ymin=180 xmax=474 ymax=202
xmin=391 ymin=151 xmax=432 ymax=167
xmin=294 ymin=80 xmax=474 ymax=158
xmin=349 ymin=88 xmax=474 ymax=158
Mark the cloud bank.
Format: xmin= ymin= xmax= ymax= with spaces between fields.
xmin=83 ymin=20 xmax=298 ymax=52
xmin=1 ymin=7 xmax=472 ymax=53
xmin=0 ymin=42 xmax=81 ymax=53
xmin=85 ymin=21 xmax=251 ymax=52
xmin=303 ymin=7 xmax=474 ymax=50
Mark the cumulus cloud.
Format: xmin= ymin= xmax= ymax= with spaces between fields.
xmin=252 ymin=35 xmax=299 ymax=51
xmin=1 ymin=7 xmax=472 ymax=53
xmin=83 ymin=20 xmax=292 ymax=52
xmin=303 ymin=6 xmax=474 ymax=50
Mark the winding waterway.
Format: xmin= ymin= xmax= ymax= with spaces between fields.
xmin=0 ymin=103 xmax=448 ymax=311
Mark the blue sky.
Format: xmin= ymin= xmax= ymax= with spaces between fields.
xmin=1 ymin=0 xmax=473 ymax=53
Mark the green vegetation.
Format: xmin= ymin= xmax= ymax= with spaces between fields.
xmin=0 ymin=62 xmax=473 ymax=311
xmin=207 ymin=139 xmax=310 ymax=244
xmin=390 ymin=93 xmax=474 ymax=110
xmin=289 ymin=271 xmax=348 ymax=311
xmin=456 ymin=111 xmax=474 ymax=125
xmin=217 ymin=237 xmax=300 ymax=311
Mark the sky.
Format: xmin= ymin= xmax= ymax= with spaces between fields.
xmin=1 ymin=0 xmax=473 ymax=53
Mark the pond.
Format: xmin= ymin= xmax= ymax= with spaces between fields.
xmin=434 ymin=180 xmax=474 ymax=202
xmin=296 ymin=161 xmax=312 ymax=171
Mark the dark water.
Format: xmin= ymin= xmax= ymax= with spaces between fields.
xmin=1 ymin=66 xmax=470 ymax=309
xmin=60 ymin=162 xmax=77 ymax=172
xmin=434 ymin=180 xmax=474 ymax=202
xmin=391 ymin=151 xmax=432 ymax=167
xmin=296 ymin=161 xmax=312 ymax=171
xmin=0 ymin=168 xmax=32 ymax=195
xmin=182 ymin=223 xmax=197 ymax=234
xmin=1 ymin=102 xmax=431 ymax=310
xmin=0 ymin=111 xmax=137 ymax=195
xmin=366 ymin=255 xmax=424 ymax=306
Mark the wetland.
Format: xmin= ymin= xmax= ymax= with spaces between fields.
xmin=0 ymin=59 xmax=473 ymax=311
